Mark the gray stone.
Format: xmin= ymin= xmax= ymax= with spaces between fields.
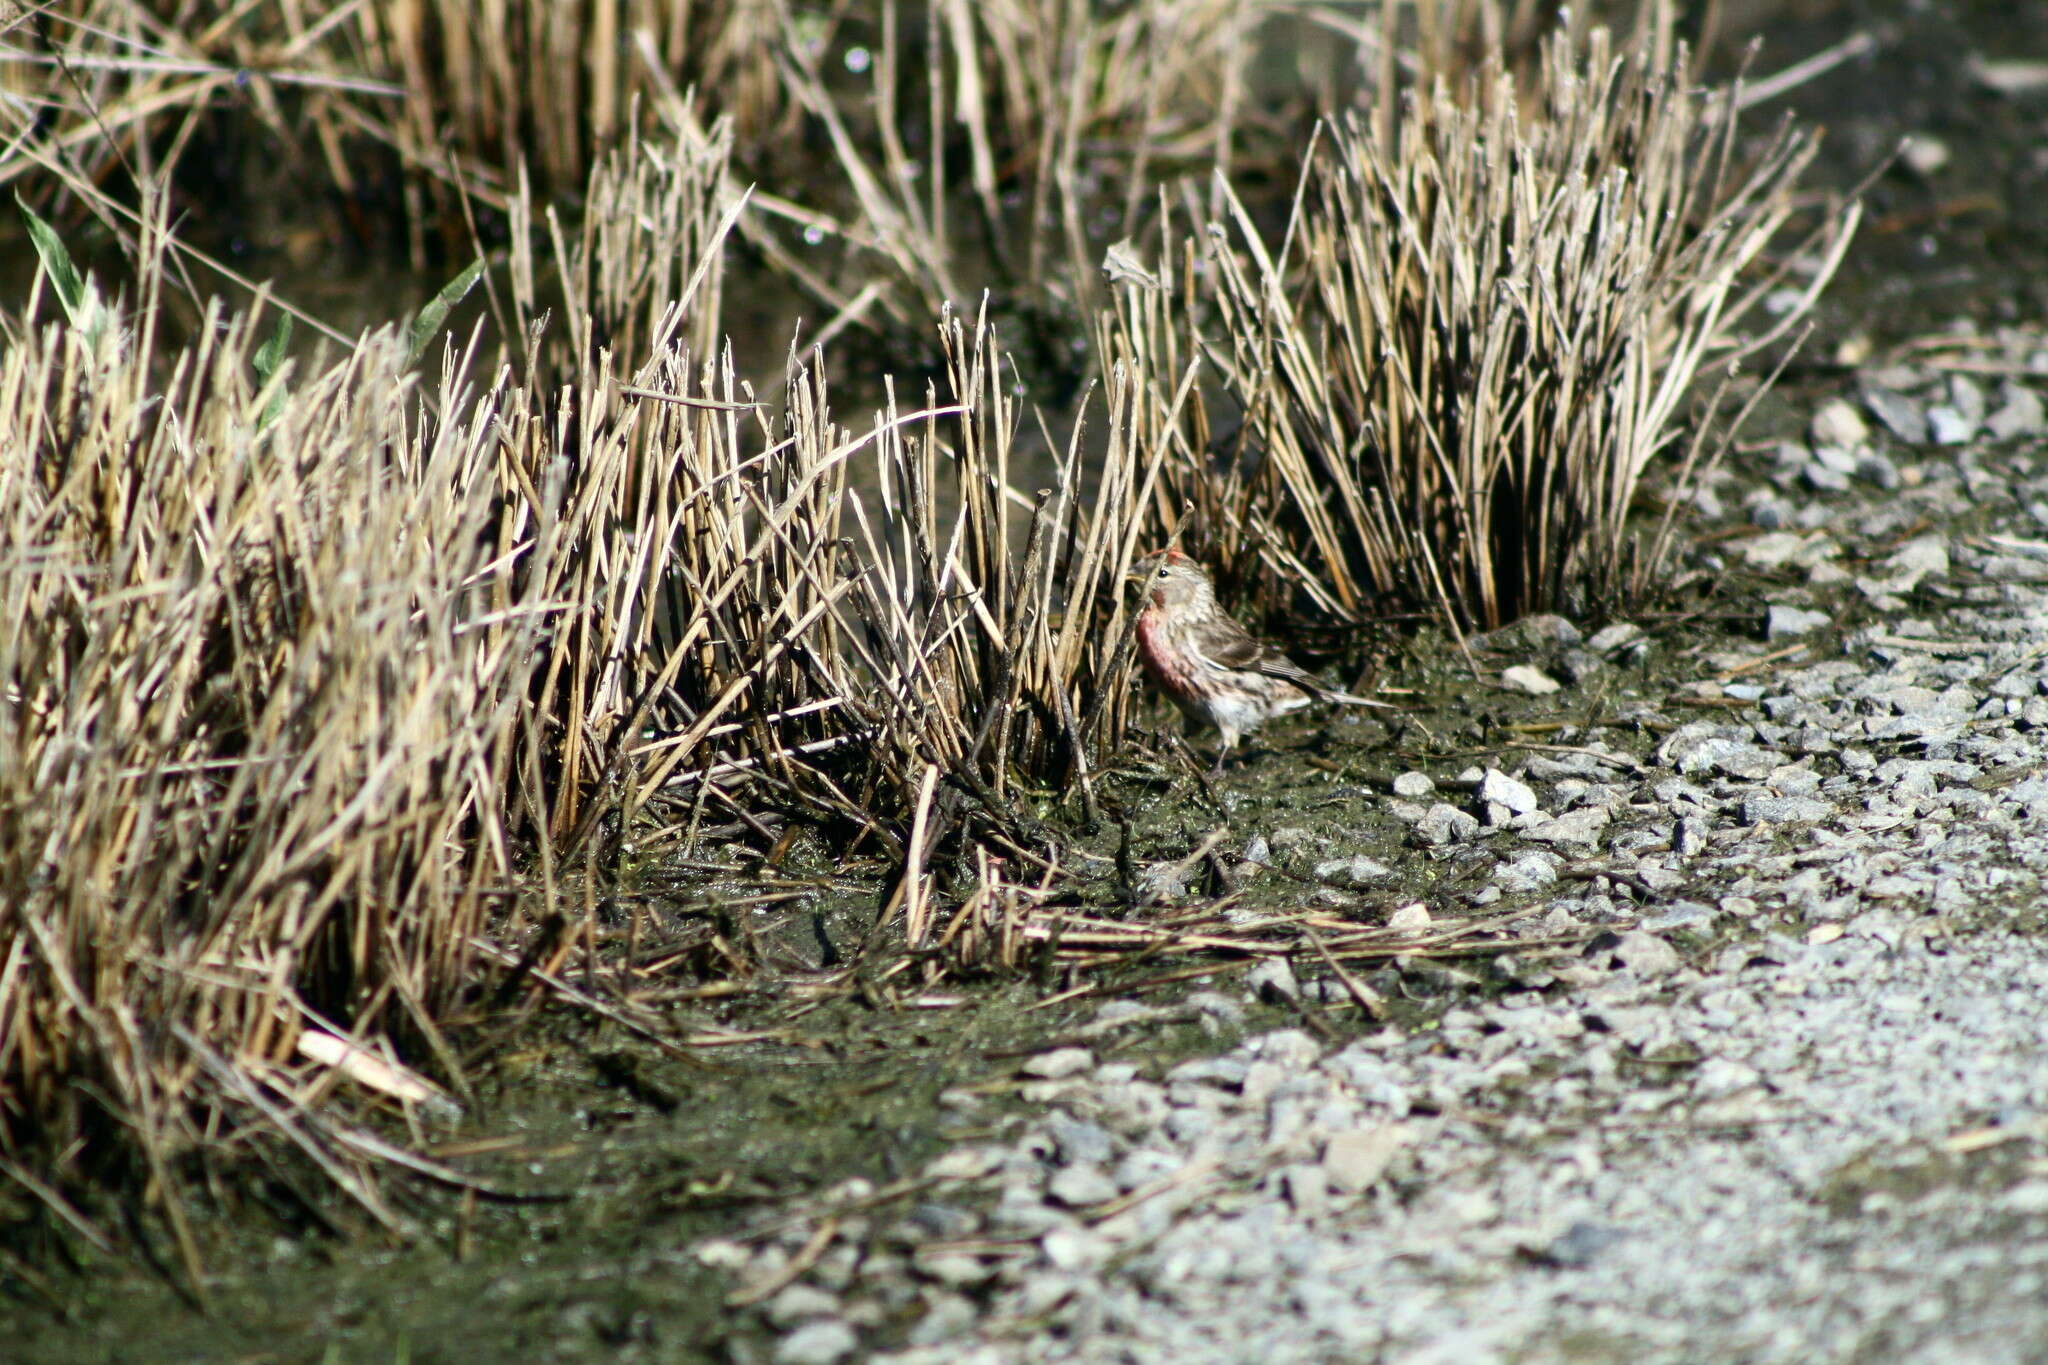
xmin=1900 ymin=132 xmax=1951 ymax=175
xmin=1479 ymin=768 xmax=1541 ymax=815
xmin=1884 ymin=536 xmax=1951 ymax=586
xmin=1314 ymin=855 xmax=1394 ymax=885
xmin=1810 ymin=397 xmax=1869 ymax=448
xmin=1046 ymin=1164 xmax=1120 ymax=1208
xmin=1502 ymin=664 xmax=1562 ymax=696
xmin=1607 ymin=930 xmax=1683 ymax=976
xmin=1587 ymin=622 xmax=1645 ymax=653
xmin=1521 ymin=807 xmax=1611 ymax=847
xmin=1988 ymin=383 xmax=2047 ymax=440
xmin=1476 ymin=613 xmax=1583 ymax=651
xmin=1927 ymin=405 xmax=1977 ymax=445
xmin=1246 ymin=957 xmax=1301 ymax=1003
xmin=1020 ymin=1047 xmax=1095 ymax=1079
xmin=775 ymin=1320 xmax=859 ymax=1365
xmin=1049 ymin=1117 xmax=1116 ymax=1167
xmin=1951 ymin=374 xmax=1987 ymax=425
xmin=1392 ymin=771 xmax=1435 ymax=798
xmin=1415 ymin=802 xmax=1481 ymax=845
xmin=1321 ymin=1123 xmax=1408 ymax=1191
xmin=1496 ymin=851 xmax=1563 ymax=891
xmin=765 ymin=1285 xmax=844 ymax=1328
xmin=1766 ymin=604 xmax=1833 ymax=640
xmin=1861 ymin=382 xmax=1928 ymax=444
xmin=1741 ymin=794 xmax=1833 ymax=824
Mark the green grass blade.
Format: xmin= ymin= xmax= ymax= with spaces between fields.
xmin=253 ymin=313 xmax=293 ymax=429
xmin=407 ymin=257 xmax=484 ymax=361
xmin=15 ymin=192 xmax=90 ymax=327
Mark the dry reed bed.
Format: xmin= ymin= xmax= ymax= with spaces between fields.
xmin=0 ymin=115 xmax=1169 ymax=1258
xmin=0 ymin=1 xmax=1853 ymax=1262
xmin=0 ymin=0 xmax=1359 ymax=331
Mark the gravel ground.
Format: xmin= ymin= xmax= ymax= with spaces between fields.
xmin=707 ymin=334 xmax=2048 ymax=1363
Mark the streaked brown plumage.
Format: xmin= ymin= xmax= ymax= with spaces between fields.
xmin=1129 ymin=549 xmax=1390 ymax=769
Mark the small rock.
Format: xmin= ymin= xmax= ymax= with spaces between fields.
xmin=1899 ymin=132 xmax=1951 ymax=175
xmin=1048 ymin=1117 xmax=1116 ymax=1168
xmin=1495 ymin=852 xmax=1563 ymax=891
xmin=1476 ymin=613 xmax=1583 ymax=651
xmin=906 ymin=1292 xmax=979 ymax=1346
xmin=1502 ymin=664 xmax=1562 ymax=696
xmin=1040 ymin=1227 xmax=1110 ymax=1272
xmin=1809 ymin=397 xmax=1869 ymax=448
xmin=1951 ymin=375 xmax=1987 ymax=425
xmin=1740 ymin=531 xmax=1822 ymax=571
xmin=1693 ymin=1057 xmax=1763 ymax=1100
xmin=1605 ymin=930 xmax=1683 ymax=976
xmin=776 ymin=1320 xmax=859 ymax=1365
xmin=1283 ymin=1164 xmax=1331 ymax=1220
xmin=1415 ymin=803 xmax=1482 ymax=845
xmin=1988 ymin=384 xmax=2047 ymax=441
xmin=1167 ymin=1056 xmax=1249 ymax=1088
xmin=1853 ymin=450 xmax=1904 ymax=490
xmin=1046 ymin=1165 xmax=1120 ymax=1208
xmin=1884 ymin=535 xmax=1950 ymax=586
xmin=1861 ymin=381 xmax=1929 ymax=444
xmin=1926 ymin=405 xmax=1976 ymax=445
xmin=1250 ymin=1029 xmax=1322 ymax=1068
xmin=1587 ymin=622 xmax=1645 ymax=654
xmin=1020 ymin=1047 xmax=1094 ymax=1080
xmin=1803 ymin=461 xmax=1852 ymax=493
xmin=913 ymin=1252 xmax=993 ymax=1289
xmin=1520 ymin=807 xmax=1611 ymax=847
xmin=1766 ymin=605 xmax=1833 ymax=641
xmin=1392 ymin=771 xmax=1435 ymax=798
xmin=1386 ymin=902 xmax=1432 ymax=933
xmin=1315 ymin=855 xmax=1394 ymax=885
xmin=1479 ymin=768 xmax=1541 ymax=815
xmin=1135 ymin=860 xmax=1190 ymax=903
xmin=1247 ymin=957 xmax=1302 ymax=1003
xmin=1322 ymin=1123 xmax=1408 ymax=1192
xmin=765 ymin=1285 xmax=844 ymax=1328
xmin=1741 ymin=794 xmax=1833 ymax=824
xmin=1525 ymin=1221 xmax=1627 ymax=1269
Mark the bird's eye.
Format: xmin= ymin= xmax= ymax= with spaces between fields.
xmin=1157 ymin=567 xmax=1170 ymax=578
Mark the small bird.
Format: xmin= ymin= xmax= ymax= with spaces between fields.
xmin=1129 ymin=549 xmax=1393 ymax=770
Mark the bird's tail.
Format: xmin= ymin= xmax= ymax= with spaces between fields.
xmin=1302 ymin=682 xmax=1398 ymax=709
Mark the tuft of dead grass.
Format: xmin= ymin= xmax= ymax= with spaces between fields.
xmin=0 ymin=216 xmax=552 ymax=1270
xmin=1102 ymin=7 xmax=1856 ymax=629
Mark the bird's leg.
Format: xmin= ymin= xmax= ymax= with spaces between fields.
xmin=1210 ymin=729 xmax=1238 ymax=777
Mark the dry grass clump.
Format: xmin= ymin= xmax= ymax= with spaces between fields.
xmin=0 ymin=0 xmax=787 ymax=219
xmin=0 ymin=227 xmax=551 ymax=1265
xmin=774 ymin=0 xmax=1284 ymax=323
xmin=1102 ymin=11 xmax=1857 ymax=628
xmin=0 ymin=115 xmax=1170 ymax=1249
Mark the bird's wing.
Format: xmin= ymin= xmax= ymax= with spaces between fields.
xmin=1189 ymin=618 xmax=1398 ymax=709
xmin=1259 ymin=648 xmax=1398 ymax=709
xmin=1253 ymin=650 xmax=1327 ymax=691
